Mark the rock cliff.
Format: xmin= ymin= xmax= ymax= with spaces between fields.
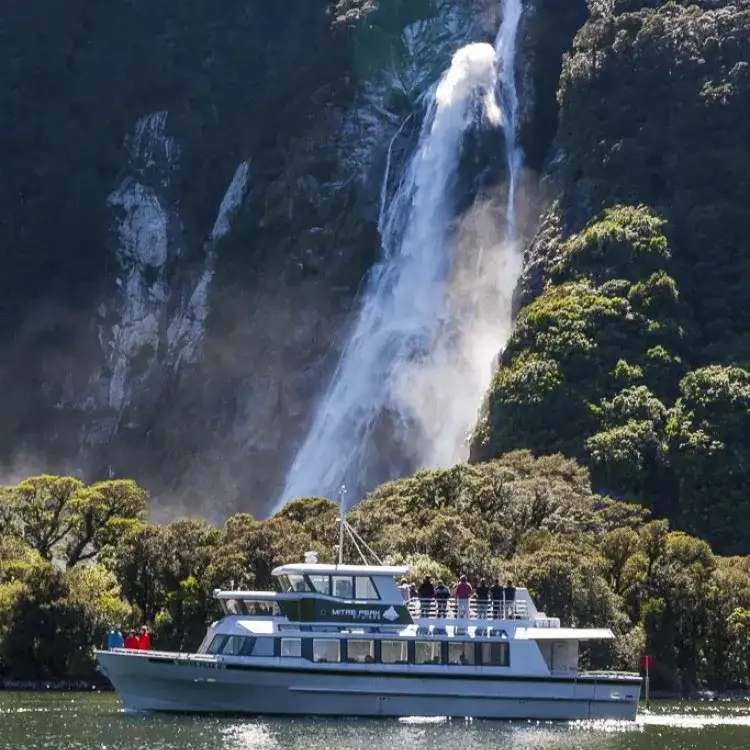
xmin=3 ymin=0 xmax=563 ymax=519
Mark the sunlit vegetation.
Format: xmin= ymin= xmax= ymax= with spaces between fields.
xmin=474 ymin=0 xmax=750 ymax=556
xmin=2 ymin=463 xmax=750 ymax=694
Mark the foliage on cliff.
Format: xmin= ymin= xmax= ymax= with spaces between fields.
xmin=2 ymin=467 xmax=750 ymax=693
xmin=474 ymin=0 xmax=750 ymax=556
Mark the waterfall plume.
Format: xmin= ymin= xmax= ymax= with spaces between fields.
xmin=275 ymin=1 xmax=526 ymax=511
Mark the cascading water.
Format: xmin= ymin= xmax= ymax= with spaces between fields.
xmin=275 ymin=1 xmax=525 ymax=511
xmin=497 ymin=0 xmax=523 ymax=237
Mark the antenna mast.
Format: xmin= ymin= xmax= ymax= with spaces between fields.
xmin=337 ymin=484 xmax=346 ymax=566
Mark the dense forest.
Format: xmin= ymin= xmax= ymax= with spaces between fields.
xmin=472 ymin=0 xmax=750 ymax=557
xmin=1 ymin=464 xmax=750 ymax=693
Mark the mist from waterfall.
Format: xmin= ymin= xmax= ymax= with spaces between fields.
xmin=275 ymin=1 xmax=525 ymax=511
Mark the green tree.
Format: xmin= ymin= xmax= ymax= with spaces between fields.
xmin=668 ymin=366 xmax=750 ymax=554
xmin=3 ymin=475 xmax=148 ymax=567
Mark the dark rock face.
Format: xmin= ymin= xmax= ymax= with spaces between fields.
xmin=0 ymin=0 xmax=362 ymax=518
xmin=0 ymin=0 xmax=500 ymax=519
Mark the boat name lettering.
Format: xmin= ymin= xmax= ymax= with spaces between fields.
xmin=189 ymin=660 xmax=222 ymax=669
xmin=330 ymin=608 xmax=382 ymax=621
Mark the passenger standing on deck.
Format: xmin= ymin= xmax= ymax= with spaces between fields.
xmin=435 ymin=580 xmax=451 ymax=617
xmin=139 ymin=625 xmax=152 ymax=650
xmin=123 ymin=630 xmax=140 ymax=649
xmin=504 ymin=579 xmax=517 ymax=619
xmin=490 ymin=578 xmax=504 ymax=619
xmin=399 ymin=578 xmax=412 ymax=603
xmin=417 ymin=576 xmax=435 ymax=617
xmin=107 ymin=627 xmax=124 ymax=650
xmin=475 ymin=579 xmax=490 ymax=619
xmin=454 ymin=575 xmax=473 ymax=619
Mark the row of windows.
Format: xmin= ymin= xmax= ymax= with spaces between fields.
xmin=276 ymin=573 xmax=380 ymax=600
xmin=221 ymin=599 xmax=281 ymax=617
xmin=206 ymin=635 xmax=510 ymax=667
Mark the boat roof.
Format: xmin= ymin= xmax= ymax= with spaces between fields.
xmin=214 ymin=591 xmax=279 ymax=600
xmin=271 ymin=563 xmax=409 ymax=577
xmin=515 ymin=627 xmax=614 ymax=641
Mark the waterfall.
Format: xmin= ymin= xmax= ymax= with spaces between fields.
xmin=275 ymin=1 xmax=525 ymax=511
xmin=496 ymin=0 xmax=523 ymax=237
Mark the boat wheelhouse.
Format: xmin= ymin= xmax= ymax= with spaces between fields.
xmin=97 ymin=554 xmax=641 ymax=719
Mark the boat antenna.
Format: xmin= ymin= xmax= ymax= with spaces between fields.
xmin=337 ymin=484 xmax=346 ymax=566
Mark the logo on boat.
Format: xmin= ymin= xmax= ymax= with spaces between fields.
xmin=382 ymin=606 xmax=399 ymax=622
xmin=317 ymin=605 xmax=403 ymax=623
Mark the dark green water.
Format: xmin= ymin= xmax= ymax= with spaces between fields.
xmin=1 ymin=692 xmax=750 ymax=749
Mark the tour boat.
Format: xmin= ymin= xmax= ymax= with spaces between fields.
xmin=96 ymin=517 xmax=641 ymax=719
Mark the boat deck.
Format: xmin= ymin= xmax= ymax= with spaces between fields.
xmin=406 ymin=598 xmax=528 ymax=620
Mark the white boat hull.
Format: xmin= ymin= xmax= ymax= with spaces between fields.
xmin=97 ymin=652 xmax=640 ymax=720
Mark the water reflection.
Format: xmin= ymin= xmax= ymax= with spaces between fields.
xmin=2 ymin=693 xmax=750 ymax=750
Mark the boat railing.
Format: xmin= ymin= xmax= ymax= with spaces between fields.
xmin=406 ymin=597 xmax=527 ymax=621
xmin=112 ymin=648 xmax=216 ymax=662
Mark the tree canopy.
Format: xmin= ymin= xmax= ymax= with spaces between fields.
xmin=2 ymin=463 xmax=750 ymax=694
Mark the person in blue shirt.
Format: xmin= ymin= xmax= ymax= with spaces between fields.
xmin=107 ymin=627 xmax=124 ymax=650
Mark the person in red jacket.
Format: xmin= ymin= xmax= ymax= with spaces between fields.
xmin=453 ymin=575 xmax=473 ymax=620
xmin=123 ymin=630 xmax=140 ymax=649
xmin=139 ymin=625 xmax=152 ymax=650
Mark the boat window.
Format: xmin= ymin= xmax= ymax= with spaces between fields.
xmin=250 ymin=637 xmax=275 ymax=657
xmin=241 ymin=600 xmax=280 ymax=616
xmin=354 ymin=576 xmax=380 ymax=600
xmin=415 ymin=641 xmax=442 ymax=665
xmin=281 ymin=638 xmax=302 ymax=658
xmin=226 ymin=599 xmax=249 ymax=616
xmin=481 ymin=642 xmax=510 ymax=667
xmin=277 ymin=574 xmax=292 ymax=593
xmin=331 ymin=576 xmax=354 ymax=599
xmin=448 ymin=642 xmax=475 ymax=666
xmin=308 ymin=575 xmax=331 ymax=595
xmin=206 ymin=635 xmax=228 ymax=654
xmin=347 ymin=640 xmax=375 ymax=663
xmin=218 ymin=636 xmax=255 ymax=656
xmin=312 ymin=639 xmax=341 ymax=663
xmin=381 ymin=640 xmax=408 ymax=664
xmin=288 ymin=574 xmax=312 ymax=592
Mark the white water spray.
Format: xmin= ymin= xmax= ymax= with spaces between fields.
xmin=496 ymin=0 xmax=523 ymax=236
xmin=275 ymin=1 xmax=525 ymax=511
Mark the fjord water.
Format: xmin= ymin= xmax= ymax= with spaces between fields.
xmin=277 ymin=0 xmax=525 ymax=509
xmin=3 ymin=693 xmax=750 ymax=750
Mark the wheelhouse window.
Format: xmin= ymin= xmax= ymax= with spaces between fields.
xmin=381 ymin=640 xmax=408 ymax=664
xmin=217 ymin=635 xmax=256 ymax=656
xmin=206 ymin=635 xmax=228 ymax=654
xmin=213 ymin=635 xmax=277 ymax=657
xmin=415 ymin=641 xmax=442 ymax=664
xmin=312 ymin=639 xmax=341 ymax=663
xmin=448 ymin=642 xmax=475 ymax=665
xmin=347 ymin=640 xmax=375 ymax=663
xmin=288 ymin=574 xmax=312 ymax=592
xmin=308 ymin=575 xmax=331 ymax=595
xmin=354 ymin=576 xmax=380 ymax=600
xmin=332 ymin=576 xmax=354 ymax=599
xmin=225 ymin=599 xmax=248 ymax=615
xmin=277 ymin=574 xmax=292 ymax=593
xmin=481 ymin=642 xmax=510 ymax=667
xmin=280 ymin=638 xmax=302 ymax=658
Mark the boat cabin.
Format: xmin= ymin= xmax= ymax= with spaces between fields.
xmin=198 ymin=557 xmax=613 ymax=678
